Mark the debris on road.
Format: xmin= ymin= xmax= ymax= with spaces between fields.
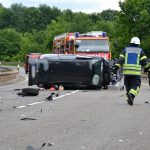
xmin=47 ymin=143 xmax=54 ymax=146
xmin=20 ymin=117 xmax=37 ymax=120
xmin=42 ymin=143 xmax=46 ymax=148
xmin=145 ymin=101 xmax=149 ymax=104
xmin=118 ymin=139 xmax=123 ymax=142
xmin=46 ymin=94 xmax=53 ymax=101
xmin=26 ymin=142 xmax=54 ymax=150
xmin=81 ymin=146 xmax=86 ymax=149
xmin=46 ymin=92 xmax=60 ymax=101
xmin=55 ymin=93 xmax=59 ymax=97
xmin=17 ymin=88 xmax=39 ymax=96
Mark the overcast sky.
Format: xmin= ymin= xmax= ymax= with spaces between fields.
xmin=0 ymin=0 xmax=123 ymax=13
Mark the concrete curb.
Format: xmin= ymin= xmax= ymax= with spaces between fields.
xmin=0 ymin=69 xmax=19 ymax=85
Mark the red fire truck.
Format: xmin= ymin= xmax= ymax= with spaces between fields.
xmin=52 ymin=31 xmax=111 ymax=60
xmin=24 ymin=53 xmax=42 ymax=74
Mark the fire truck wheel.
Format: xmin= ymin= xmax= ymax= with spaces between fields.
xmin=22 ymin=88 xmax=39 ymax=96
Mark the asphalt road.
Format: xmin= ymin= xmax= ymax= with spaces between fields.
xmin=0 ymin=70 xmax=150 ymax=150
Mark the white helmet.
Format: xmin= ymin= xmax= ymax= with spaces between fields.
xmin=130 ymin=37 xmax=140 ymax=45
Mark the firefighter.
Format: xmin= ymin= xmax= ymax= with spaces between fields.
xmin=114 ymin=37 xmax=148 ymax=105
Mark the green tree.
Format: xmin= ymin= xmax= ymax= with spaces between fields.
xmin=37 ymin=5 xmax=61 ymax=30
xmin=0 ymin=6 xmax=13 ymax=29
xmin=70 ymin=12 xmax=93 ymax=33
xmin=9 ymin=4 xmax=26 ymax=32
xmin=45 ymin=16 xmax=71 ymax=52
xmin=118 ymin=0 xmax=150 ymax=56
xmin=0 ymin=28 xmax=21 ymax=61
xmin=101 ymin=9 xmax=119 ymax=21
xmin=19 ymin=31 xmax=47 ymax=60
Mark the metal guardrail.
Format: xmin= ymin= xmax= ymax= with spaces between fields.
xmin=0 ymin=68 xmax=19 ymax=85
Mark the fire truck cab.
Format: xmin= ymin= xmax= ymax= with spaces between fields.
xmin=53 ymin=31 xmax=111 ymax=60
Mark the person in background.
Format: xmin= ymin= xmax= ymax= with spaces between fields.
xmin=114 ymin=37 xmax=148 ymax=105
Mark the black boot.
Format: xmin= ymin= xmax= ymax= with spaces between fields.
xmin=127 ymin=93 xmax=134 ymax=105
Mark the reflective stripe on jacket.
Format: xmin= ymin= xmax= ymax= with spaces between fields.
xmin=123 ymin=47 xmax=142 ymax=75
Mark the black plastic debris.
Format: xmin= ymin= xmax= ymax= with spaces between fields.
xmin=20 ymin=118 xmax=37 ymax=120
xmin=51 ymin=93 xmax=55 ymax=95
xmin=26 ymin=142 xmax=54 ymax=150
xmin=17 ymin=88 xmax=39 ymax=96
xmin=42 ymin=143 xmax=46 ymax=148
xmin=56 ymin=93 xmax=59 ymax=97
xmin=145 ymin=101 xmax=149 ymax=104
xmin=46 ymin=94 xmax=53 ymax=101
xmin=13 ymin=106 xmax=17 ymax=109
xmin=48 ymin=143 xmax=54 ymax=146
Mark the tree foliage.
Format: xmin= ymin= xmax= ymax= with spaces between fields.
xmin=0 ymin=28 xmax=21 ymax=61
xmin=0 ymin=1 xmax=150 ymax=61
xmin=118 ymin=0 xmax=150 ymax=56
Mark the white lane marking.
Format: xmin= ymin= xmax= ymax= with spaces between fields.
xmin=17 ymin=90 xmax=79 ymax=109
xmin=0 ymin=75 xmax=28 ymax=89
xmin=115 ymin=82 xmax=120 ymax=87
xmin=26 ymin=101 xmax=44 ymax=106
